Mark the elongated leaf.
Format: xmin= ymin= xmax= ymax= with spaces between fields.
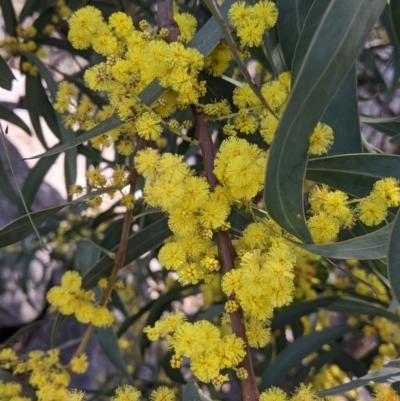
xmin=325 ymin=297 xmax=400 ymax=322
xmin=0 ymin=151 xmax=20 ymax=205
xmin=22 ymin=52 xmax=76 ymax=188
xmin=317 ymin=358 xmax=400 ymax=396
xmin=0 ymin=105 xmax=31 ymax=136
xmin=187 ymin=0 xmax=234 ymax=57
xmin=34 ymin=37 xmax=92 ymax=60
xmin=0 ymin=204 xmax=66 ymax=247
xmin=1 ymin=320 xmax=45 ymax=348
xmin=182 ymin=381 xmax=213 ymax=401
xmin=361 ymin=115 xmax=400 ymax=137
xmin=263 ymin=28 xmax=286 ymax=75
xmin=26 ymin=115 xmax=122 ymax=160
xmin=21 ymin=153 xmax=59 ymax=211
xmin=388 ymin=209 xmax=400 ymax=303
xmin=381 ymin=5 xmax=400 ymax=101
xmin=29 ymin=73 xmax=60 ymax=140
xmin=50 ymin=314 xmax=66 ymax=349
xmin=0 ymin=58 xmax=16 ymax=91
xmin=291 ymin=222 xmax=392 ymax=260
xmin=264 ymin=0 xmax=386 ymax=242
xmin=391 ymin=0 xmax=400 ymax=47
xmin=25 ymin=75 xmax=50 ymax=150
xmin=96 ymin=327 xmax=134 ymax=384
xmin=82 ymin=218 xmax=171 ymax=289
xmin=276 ymin=0 xmax=314 ymax=69
xmin=322 ymin=66 xmax=362 ymax=156
xmin=288 ymin=343 xmax=359 ymax=393
xmin=390 ymin=132 xmax=400 ymax=144
xmin=272 ymin=296 xmax=338 ymax=329
xmin=19 ymin=0 xmax=50 ymax=22
xmin=306 ymin=154 xmax=400 ymax=198
xmin=0 ymin=0 xmax=17 ymax=36
xmin=259 ymin=324 xmax=355 ymax=390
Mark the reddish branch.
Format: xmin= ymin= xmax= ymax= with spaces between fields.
xmin=158 ymin=2 xmax=259 ymax=400
xmin=192 ymin=107 xmax=260 ymax=401
xmin=114 ymin=136 xmax=146 ymax=267
xmin=157 ymin=0 xmax=180 ymax=42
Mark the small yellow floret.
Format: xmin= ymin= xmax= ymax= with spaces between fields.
xmin=308 ymin=122 xmax=334 ymax=155
xmin=70 ymin=353 xmax=89 ymax=374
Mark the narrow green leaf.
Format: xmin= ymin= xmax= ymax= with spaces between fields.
xmin=22 ymin=52 xmax=77 ymax=188
xmin=75 ymin=240 xmax=101 ymax=275
xmin=390 ymin=133 xmax=400 ymax=144
xmin=288 ymin=343 xmax=358 ymax=393
xmin=0 ymin=205 xmax=66 ymax=247
xmin=306 ymin=154 xmax=400 ymax=199
xmin=265 ymin=0 xmax=386 ymax=242
xmin=50 ymin=314 xmax=66 ymax=349
xmin=317 ymin=358 xmax=400 ymax=396
xmin=0 ymin=152 xmax=20 ymax=205
xmin=21 ymin=153 xmax=59 ymax=211
xmin=1 ymin=320 xmax=45 ymax=348
xmin=0 ymin=58 xmax=16 ymax=91
xmin=322 ymin=66 xmax=362 ymax=156
xmin=187 ymin=0 xmax=234 ymax=57
xmin=25 ymin=115 xmax=122 ymax=160
xmin=263 ymin=28 xmax=286 ymax=75
xmin=19 ymin=0 xmax=49 ymax=22
xmin=0 ymin=125 xmax=46 ymax=248
xmin=34 ymin=37 xmax=92 ymax=60
xmin=25 ymin=75 xmax=50 ymax=149
xmin=272 ymin=296 xmax=339 ymax=329
xmin=0 ymin=0 xmax=17 ymax=36
xmin=82 ymin=218 xmax=171 ymax=289
xmin=276 ymin=0 xmax=314 ymax=69
xmin=291 ymin=222 xmax=392 ymax=260
xmin=381 ymin=5 xmax=400 ymax=101
xmin=182 ymin=381 xmax=213 ymax=401
xmin=259 ymin=324 xmax=355 ymax=390
xmin=0 ymin=105 xmax=32 ymax=136
xmin=325 ymin=297 xmax=400 ymax=322
xmin=96 ymin=327 xmax=134 ymax=384
xmin=388 ymin=209 xmax=400 ymax=303
xmin=22 ymin=53 xmax=57 ymax=100
xmin=391 ymin=0 xmax=400 ymax=47
xmin=31 ymin=73 xmax=61 ymax=140
xmin=361 ymin=115 xmax=400 ymax=137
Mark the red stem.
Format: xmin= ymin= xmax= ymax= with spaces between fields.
xmin=114 ymin=137 xmax=146 ymax=267
xmin=192 ymin=107 xmax=260 ymax=401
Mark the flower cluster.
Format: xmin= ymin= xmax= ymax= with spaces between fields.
xmin=54 ymin=5 xmax=207 ymax=159
xmin=0 ymin=0 xmax=72 ymax=75
xmin=0 ymin=347 xmax=88 ymax=401
xmin=223 ymin=222 xmax=297 ymax=347
xmin=307 ymin=177 xmax=400 ymax=243
xmin=136 ymin=148 xmax=222 ymax=284
xmin=144 ymin=311 xmax=245 ymax=384
xmin=228 ymin=1 xmax=278 ymax=48
xmin=203 ymin=72 xmax=335 ymax=157
xmin=46 ymin=271 xmax=114 ymax=327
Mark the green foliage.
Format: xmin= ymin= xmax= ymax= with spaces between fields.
xmin=1 ymin=0 xmax=400 ymax=400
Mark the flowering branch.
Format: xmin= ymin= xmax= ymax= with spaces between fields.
xmin=191 ymin=106 xmax=260 ymax=401
xmin=70 ymin=136 xmax=146 ymax=360
xmin=159 ymin=3 xmax=259 ymax=399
